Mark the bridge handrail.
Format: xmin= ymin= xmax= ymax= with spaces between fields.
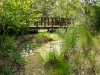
xmin=33 ymin=17 xmax=74 ymax=27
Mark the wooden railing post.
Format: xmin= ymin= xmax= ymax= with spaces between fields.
xmin=54 ymin=18 xmax=56 ymax=25
xmin=51 ymin=18 xmax=54 ymax=31
xmin=40 ymin=17 xmax=42 ymax=26
xmin=34 ymin=21 xmax=38 ymax=32
xmin=44 ymin=17 xmax=46 ymax=27
xmin=55 ymin=18 xmax=57 ymax=25
xmin=36 ymin=21 xmax=38 ymax=32
xmin=65 ymin=18 xmax=67 ymax=26
xmin=60 ymin=18 xmax=62 ymax=27
xmin=52 ymin=18 xmax=54 ymax=27
xmin=47 ymin=17 xmax=49 ymax=26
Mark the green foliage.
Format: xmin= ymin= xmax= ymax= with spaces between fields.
xmin=55 ymin=28 xmax=66 ymax=38
xmin=53 ymin=0 xmax=82 ymax=18
xmin=61 ymin=26 xmax=76 ymax=55
xmin=32 ymin=0 xmax=56 ymax=17
xmin=90 ymin=5 xmax=100 ymax=32
xmin=0 ymin=35 xmax=17 ymax=56
xmin=80 ymin=1 xmax=100 ymax=33
xmin=35 ymin=32 xmax=60 ymax=43
xmin=32 ymin=0 xmax=82 ymax=18
xmin=0 ymin=35 xmax=24 ymax=64
xmin=44 ymin=51 xmax=69 ymax=75
xmin=0 ymin=0 xmax=100 ymax=75
xmin=9 ymin=51 xmax=25 ymax=64
xmin=43 ymin=23 xmax=99 ymax=75
xmin=1 ymin=66 xmax=16 ymax=75
xmin=47 ymin=51 xmax=57 ymax=64
xmin=0 ymin=35 xmax=25 ymax=75
xmin=0 ymin=0 xmax=39 ymax=35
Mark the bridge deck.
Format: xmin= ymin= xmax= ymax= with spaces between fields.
xmin=29 ymin=25 xmax=68 ymax=28
xmin=29 ymin=17 xmax=74 ymax=32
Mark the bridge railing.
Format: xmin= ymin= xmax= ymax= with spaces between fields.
xmin=33 ymin=17 xmax=74 ymax=27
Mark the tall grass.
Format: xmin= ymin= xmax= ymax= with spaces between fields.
xmin=43 ymin=23 xmax=99 ymax=75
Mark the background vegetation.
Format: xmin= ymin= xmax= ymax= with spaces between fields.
xmin=0 ymin=0 xmax=100 ymax=75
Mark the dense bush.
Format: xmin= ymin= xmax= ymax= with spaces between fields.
xmin=0 ymin=35 xmax=17 ymax=56
xmin=0 ymin=0 xmax=40 ymax=35
xmin=89 ymin=5 xmax=100 ymax=33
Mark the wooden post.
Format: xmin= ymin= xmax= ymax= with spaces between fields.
xmin=60 ymin=18 xmax=62 ymax=27
xmin=54 ymin=18 xmax=56 ymax=25
xmin=55 ymin=18 xmax=56 ymax=25
xmin=44 ymin=17 xmax=46 ymax=27
xmin=51 ymin=18 xmax=54 ymax=31
xmin=33 ymin=21 xmax=38 ymax=32
xmin=64 ymin=18 xmax=66 ymax=26
xmin=52 ymin=18 xmax=54 ymax=27
xmin=66 ymin=18 xmax=68 ymax=26
xmin=40 ymin=17 xmax=42 ymax=26
xmin=36 ymin=21 xmax=38 ymax=32
xmin=47 ymin=17 xmax=50 ymax=26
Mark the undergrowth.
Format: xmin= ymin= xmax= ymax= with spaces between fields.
xmin=0 ymin=35 xmax=25 ymax=75
xmin=43 ymin=23 xmax=100 ymax=75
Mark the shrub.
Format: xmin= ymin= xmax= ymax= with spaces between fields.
xmin=1 ymin=66 xmax=16 ymax=75
xmin=0 ymin=0 xmax=39 ymax=35
xmin=9 ymin=51 xmax=25 ymax=64
xmin=89 ymin=5 xmax=100 ymax=33
xmin=0 ymin=35 xmax=17 ymax=57
xmin=0 ymin=36 xmax=25 ymax=75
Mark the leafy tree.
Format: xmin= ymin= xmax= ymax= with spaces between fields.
xmin=81 ymin=0 xmax=100 ymax=33
xmin=31 ymin=0 xmax=56 ymax=17
xmin=89 ymin=4 xmax=100 ymax=32
xmin=31 ymin=0 xmax=83 ymax=19
xmin=0 ymin=0 xmax=39 ymax=35
xmin=52 ymin=0 xmax=82 ymax=18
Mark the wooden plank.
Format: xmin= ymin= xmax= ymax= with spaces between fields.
xmin=29 ymin=25 xmax=67 ymax=29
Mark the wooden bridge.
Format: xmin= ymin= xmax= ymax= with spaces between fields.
xmin=29 ymin=17 xmax=74 ymax=32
